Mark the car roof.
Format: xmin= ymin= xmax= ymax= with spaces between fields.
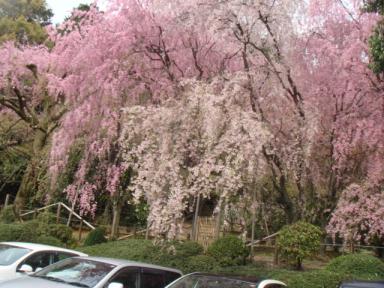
xmin=340 ymin=281 xmax=384 ymax=288
xmin=76 ymin=256 xmax=182 ymax=274
xmin=1 ymin=242 xmax=87 ymax=256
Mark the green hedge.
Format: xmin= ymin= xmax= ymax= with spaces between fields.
xmin=0 ymin=220 xmax=72 ymax=246
xmin=79 ymin=239 xmax=216 ymax=273
xmin=83 ymin=227 xmax=107 ymax=246
xmin=207 ymin=235 xmax=249 ymax=266
xmin=326 ymin=253 xmax=384 ymax=279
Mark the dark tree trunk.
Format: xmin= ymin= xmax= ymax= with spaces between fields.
xmin=14 ymin=129 xmax=47 ymax=215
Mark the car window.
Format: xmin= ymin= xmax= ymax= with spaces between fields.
xmin=0 ymin=244 xmax=31 ymax=266
xmin=141 ymin=268 xmax=165 ymax=288
xmin=165 ymin=271 xmax=182 ymax=285
xmin=53 ymin=252 xmax=77 ymax=263
xmin=34 ymin=257 xmax=116 ymax=288
xmin=107 ymin=267 xmax=139 ymax=288
xmin=19 ymin=251 xmax=53 ymax=272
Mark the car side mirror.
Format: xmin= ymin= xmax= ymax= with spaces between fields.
xmin=108 ymin=283 xmax=124 ymax=288
xmin=35 ymin=267 xmax=43 ymax=272
xmin=18 ymin=264 xmax=33 ymax=273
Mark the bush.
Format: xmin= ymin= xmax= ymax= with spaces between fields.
xmin=35 ymin=235 xmax=63 ymax=247
xmin=36 ymin=211 xmax=57 ymax=224
xmin=79 ymin=239 xmax=160 ymax=262
xmin=45 ymin=224 xmax=73 ymax=244
xmin=163 ymin=241 xmax=204 ymax=258
xmin=271 ymin=269 xmax=345 ymax=288
xmin=0 ymin=224 xmax=28 ymax=242
xmin=326 ymin=253 xmax=384 ymax=279
xmin=83 ymin=227 xmax=107 ymax=246
xmin=0 ymin=205 xmax=16 ymax=224
xmin=184 ymin=255 xmax=219 ymax=273
xmin=207 ymin=235 xmax=249 ymax=266
xmin=277 ymin=221 xmax=322 ymax=270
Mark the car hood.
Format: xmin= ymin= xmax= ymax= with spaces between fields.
xmin=0 ymin=276 xmax=75 ymax=288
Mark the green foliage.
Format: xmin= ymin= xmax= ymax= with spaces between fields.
xmin=78 ymin=239 xmax=210 ymax=273
xmin=0 ymin=0 xmax=53 ymax=45
xmin=167 ymin=241 xmax=204 ymax=258
xmin=277 ymin=221 xmax=322 ymax=270
xmin=368 ymin=23 xmax=384 ymax=74
xmin=79 ymin=239 xmax=161 ymax=262
xmin=35 ymin=235 xmax=63 ymax=247
xmin=207 ymin=235 xmax=249 ymax=266
xmin=45 ymin=224 xmax=73 ymax=244
xmin=363 ymin=0 xmax=384 ymax=14
xmin=326 ymin=253 xmax=384 ymax=279
xmin=271 ymin=269 xmax=345 ymax=288
xmin=0 ymin=16 xmax=48 ymax=44
xmin=0 ymin=0 xmax=53 ymax=24
xmin=0 ymin=205 xmax=16 ymax=224
xmin=183 ymin=255 xmax=219 ymax=273
xmin=36 ymin=211 xmax=56 ymax=224
xmin=0 ymin=224 xmax=26 ymax=242
xmin=83 ymin=227 xmax=107 ymax=246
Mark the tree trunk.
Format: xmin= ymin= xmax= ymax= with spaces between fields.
xmin=14 ymin=129 xmax=47 ymax=215
xmin=111 ymin=197 xmax=122 ymax=239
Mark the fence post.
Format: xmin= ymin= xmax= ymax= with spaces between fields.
xmin=274 ymin=241 xmax=279 ymax=265
xmin=56 ymin=203 xmax=61 ymax=224
xmin=79 ymin=219 xmax=83 ymax=241
xmin=4 ymin=194 xmax=10 ymax=208
xmin=33 ymin=209 xmax=37 ymax=219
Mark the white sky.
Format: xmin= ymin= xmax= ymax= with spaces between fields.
xmin=46 ymin=0 xmax=94 ymax=24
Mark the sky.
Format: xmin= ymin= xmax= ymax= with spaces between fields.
xmin=46 ymin=0 xmax=94 ymax=24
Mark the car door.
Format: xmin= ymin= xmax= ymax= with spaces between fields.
xmin=16 ymin=251 xmax=54 ymax=273
xmin=140 ymin=268 xmax=165 ymax=288
xmin=105 ymin=267 xmax=140 ymax=288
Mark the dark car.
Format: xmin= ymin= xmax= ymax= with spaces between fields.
xmin=339 ymin=281 xmax=384 ymax=288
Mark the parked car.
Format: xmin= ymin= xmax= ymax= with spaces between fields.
xmin=339 ymin=281 xmax=384 ymax=288
xmin=0 ymin=242 xmax=87 ymax=283
xmin=0 ymin=256 xmax=182 ymax=288
xmin=164 ymin=273 xmax=286 ymax=288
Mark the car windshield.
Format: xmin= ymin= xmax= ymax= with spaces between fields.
xmin=0 ymin=244 xmax=31 ymax=266
xmin=167 ymin=274 xmax=257 ymax=288
xmin=33 ymin=258 xmax=116 ymax=288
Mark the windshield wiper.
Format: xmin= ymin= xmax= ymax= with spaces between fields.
xmin=32 ymin=275 xmax=90 ymax=288
xmin=65 ymin=281 xmax=90 ymax=288
xmin=32 ymin=275 xmax=67 ymax=283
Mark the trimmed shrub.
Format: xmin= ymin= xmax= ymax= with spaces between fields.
xmin=207 ymin=235 xmax=249 ymax=266
xmin=45 ymin=224 xmax=73 ymax=244
xmin=326 ymin=253 xmax=384 ymax=279
xmin=0 ymin=205 xmax=16 ymax=224
xmin=79 ymin=239 xmax=160 ymax=262
xmin=184 ymin=255 xmax=218 ymax=273
xmin=83 ymin=227 xmax=107 ymax=246
xmin=271 ymin=269 xmax=345 ymax=288
xmin=35 ymin=235 xmax=63 ymax=247
xmin=0 ymin=224 xmax=26 ymax=241
xmin=36 ymin=211 xmax=57 ymax=224
xmin=163 ymin=241 xmax=204 ymax=258
xmin=277 ymin=221 xmax=322 ymax=270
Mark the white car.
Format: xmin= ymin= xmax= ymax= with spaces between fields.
xmin=0 ymin=242 xmax=87 ymax=283
xmin=0 ymin=256 xmax=183 ymax=288
xmin=164 ymin=273 xmax=287 ymax=288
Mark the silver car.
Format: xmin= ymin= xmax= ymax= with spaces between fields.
xmin=0 ymin=242 xmax=87 ymax=283
xmin=0 ymin=256 xmax=182 ymax=288
xmin=164 ymin=273 xmax=287 ymax=288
